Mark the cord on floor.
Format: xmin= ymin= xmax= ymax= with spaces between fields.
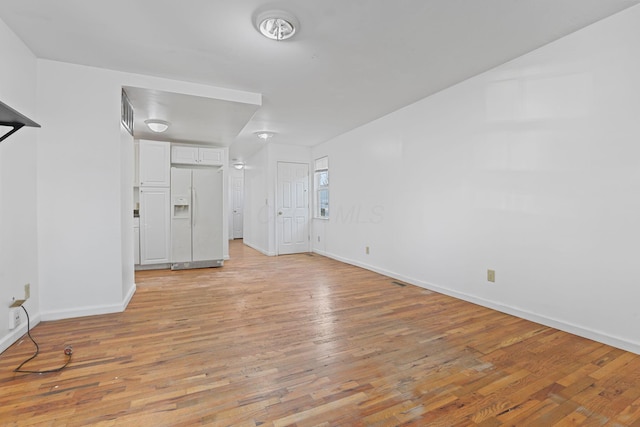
xmin=13 ymin=305 xmax=73 ymax=374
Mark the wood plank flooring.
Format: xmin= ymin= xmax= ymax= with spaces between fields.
xmin=2 ymin=240 xmax=640 ymax=426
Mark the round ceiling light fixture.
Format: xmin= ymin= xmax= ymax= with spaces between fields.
xmin=144 ymin=119 xmax=170 ymax=133
xmin=255 ymin=131 xmax=275 ymax=141
xmin=255 ymin=10 xmax=298 ymax=41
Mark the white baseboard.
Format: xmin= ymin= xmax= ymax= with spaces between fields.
xmin=1 ymin=286 xmax=137 ymax=355
xmin=243 ymin=241 xmax=276 ymax=257
xmin=41 ymin=284 xmax=137 ymax=322
xmin=123 ymin=282 xmax=136 ymax=310
xmin=0 ymin=311 xmax=41 ymax=354
xmin=135 ymin=263 xmax=170 ymax=271
xmin=317 ymin=250 xmax=640 ymax=355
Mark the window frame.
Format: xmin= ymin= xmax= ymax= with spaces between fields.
xmin=314 ymin=156 xmax=329 ymax=219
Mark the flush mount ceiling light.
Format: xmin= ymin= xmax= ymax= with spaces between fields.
xmin=255 ymin=10 xmax=298 ymax=41
xmin=255 ymin=131 xmax=275 ymax=141
xmin=233 ymin=162 xmax=245 ymax=170
xmin=145 ymin=119 xmax=170 ymax=133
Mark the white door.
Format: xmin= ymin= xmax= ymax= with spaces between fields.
xmin=192 ymin=168 xmax=223 ymax=261
xmin=231 ymin=174 xmax=244 ymax=239
xmin=277 ymin=162 xmax=310 ymax=255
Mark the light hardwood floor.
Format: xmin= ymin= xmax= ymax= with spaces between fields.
xmin=1 ymin=240 xmax=640 ymax=426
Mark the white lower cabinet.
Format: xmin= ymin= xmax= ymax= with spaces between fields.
xmin=139 ymin=187 xmax=170 ymax=264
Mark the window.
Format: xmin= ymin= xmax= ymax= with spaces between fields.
xmin=314 ymin=156 xmax=329 ymax=218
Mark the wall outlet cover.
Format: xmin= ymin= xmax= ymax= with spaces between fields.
xmin=487 ymin=269 xmax=496 ymax=283
xmin=8 ymin=308 xmax=20 ymax=330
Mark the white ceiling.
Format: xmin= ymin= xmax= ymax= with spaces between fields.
xmin=123 ymin=86 xmax=261 ymax=146
xmin=1 ymin=0 xmax=639 ymax=162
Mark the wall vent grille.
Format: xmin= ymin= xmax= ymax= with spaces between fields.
xmin=391 ymin=281 xmax=408 ymax=287
xmin=121 ymin=89 xmax=134 ymax=136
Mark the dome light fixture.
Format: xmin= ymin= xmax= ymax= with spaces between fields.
xmin=233 ymin=162 xmax=245 ymax=170
xmin=145 ymin=119 xmax=170 ymax=133
xmin=255 ymin=131 xmax=275 ymax=141
xmin=255 ymin=10 xmax=298 ymax=41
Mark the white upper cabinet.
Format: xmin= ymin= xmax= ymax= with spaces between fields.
xmin=139 ymin=140 xmax=170 ymax=187
xmin=171 ymin=145 xmax=199 ymax=165
xmin=198 ymin=147 xmax=224 ymax=165
xmin=172 ymin=145 xmax=224 ymax=166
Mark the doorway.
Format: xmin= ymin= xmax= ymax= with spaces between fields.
xmin=231 ymin=172 xmax=244 ymax=239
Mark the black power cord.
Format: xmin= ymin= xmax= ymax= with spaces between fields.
xmin=13 ymin=305 xmax=73 ymax=374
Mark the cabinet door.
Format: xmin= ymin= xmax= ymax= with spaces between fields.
xmin=198 ymin=147 xmax=224 ymax=166
xmin=139 ymin=140 xmax=170 ymax=186
xmin=140 ymin=187 xmax=170 ymax=264
xmin=171 ymin=145 xmax=199 ymax=165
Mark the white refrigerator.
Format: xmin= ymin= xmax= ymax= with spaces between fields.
xmin=170 ymin=167 xmax=224 ymax=270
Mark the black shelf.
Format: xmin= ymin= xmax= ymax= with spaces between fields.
xmin=0 ymin=99 xmax=40 ymax=143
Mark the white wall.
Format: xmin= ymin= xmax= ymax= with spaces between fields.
xmin=243 ymin=143 xmax=312 ymax=255
xmin=37 ymin=61 xmax=125 ymax=319
xmin=36 ymin=60 xmax=254 ymax=320
xmin=120 ymin=124 xmax=135 ymax=302
xmin=0 ymin=18 xmax=40 ymax=352
xmin=312 ymin=5 xmax=640 ymax=353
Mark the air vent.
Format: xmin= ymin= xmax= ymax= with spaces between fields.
xmin=391 ymin=281 xmax=407 ymax=287
xmin=121 ymin=89 xmax=134 ymax=136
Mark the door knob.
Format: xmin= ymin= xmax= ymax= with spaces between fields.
xmin=278 ymin=211 xmax=283 ymax=215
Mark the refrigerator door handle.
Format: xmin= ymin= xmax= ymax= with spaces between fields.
xmin=191 ymin=186 xmax=196 ymax=227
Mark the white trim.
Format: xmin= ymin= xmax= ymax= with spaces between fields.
xmin=0 ymin=286 xmax=136 ymax=354
xmin=41 ymin=284 xmax=137 ymax=322
xmin=243 ymin=240 xmax=276 ymax=257
xmin=275 ymin=161 xmax=311 ymax=255
xmin=0 ymin=313 xmax=41 ymax=354
xmin=135 ymin=263 xmax=171 ymax=271
xmin=315 ymin=249 xmax=640 ymax=355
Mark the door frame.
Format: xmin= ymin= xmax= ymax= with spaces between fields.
xmin=230 ymin=171 xmax=244 ymax=239
xmin=275 ymin=161 xmax=311 ymax=255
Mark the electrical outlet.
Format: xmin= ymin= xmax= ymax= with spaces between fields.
xmin=24 ymin=283 xmax=30 ymax=300
xmin=487 ymin=269 xmax=496 ymax=283
xmin=8 ymin=308 xmax=21 ymax=330
xmin=366 ymin=246 xmax=370 ymax=255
